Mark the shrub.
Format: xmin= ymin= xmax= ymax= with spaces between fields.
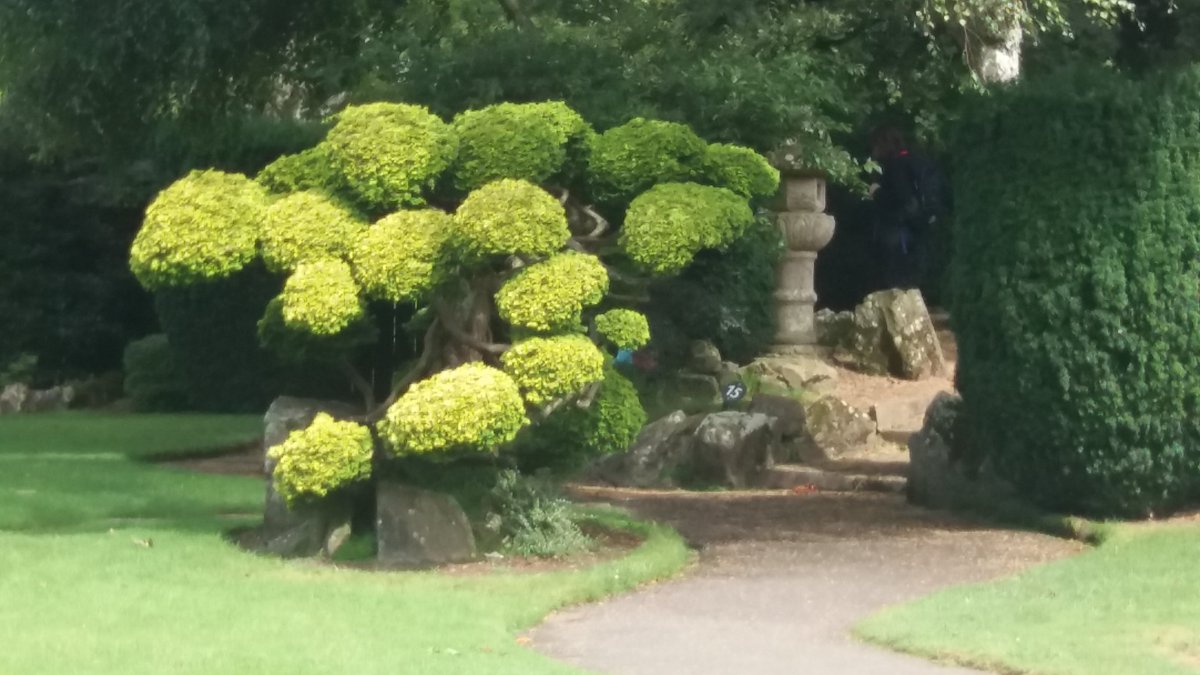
xmin=280 ymin=259 xmax=365 ymax=336
xmin=501 ymin=334 xmax=606 ymax=406
xmin=122 ymin=334 xmax=190 ymax=411
xmin=379 ymin=362 xmax=529 ymax=455
xmin=951 ymin=67 xmax=1200 ymax=517
xmin=648 ymin=216 xmax=782 ymax=363
xmin=701 ymin=143 xmax=780 ymax=201
xmin=257 ymin=297 xmax=377 ymax=364
xmin=450 ymin=102 xmax=567 ymax=192
xmin=587 ymin=118 xmax=706 ymax=202
xmin=594 ymin=309 xmax=651 ymax=350
xmin=495 ymin=251 xmax=609 ymax=332
xmin=453 ymin=179 xmax=570 ymax=260
xmin=349 ymin=209 xmax=452 ymax=304
xmin=620 ymin=182 xmax=754 ymax=275
xmin=513 ymin=365 xmax=646 ymax=471
xmin=256 ymin=146 xmax=342 ymax=195
xmin=129 ymin=170 xmax=268 ymax=289
xmin=484 ymin=469 xmax=590 ymax=558
xmin=269 ymin=413 xmax=374 ymax=505
xmin=261 ymin=191 xmax=364 ymax=273
xmin=323 ymin=103 xmax=458 ymax=211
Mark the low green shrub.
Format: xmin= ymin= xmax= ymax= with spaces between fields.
xmin=122 ymin=334 xmax=190 ymax=411
xmin=485 ymin=469 xmax=591 ymax=558
xmin=952 ymin=67 xmax=1200 ymax=517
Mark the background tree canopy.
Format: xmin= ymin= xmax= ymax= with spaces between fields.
xmin=0 ymin=0 xmax=1191 ymax=385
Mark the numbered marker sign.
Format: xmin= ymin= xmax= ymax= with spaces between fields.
xmin=722 ymin=381 xmax=747 ymax=405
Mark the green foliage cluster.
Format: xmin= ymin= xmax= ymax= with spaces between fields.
xmin=649 ymin=216 xmax=783 ymax=364
xmin=380 ymin=363 xmax=529 ymax=456
xmin=130 ymin=170 xmax=268 ymax=289
xmin=256 ymin=146 xmax=342 ymax=195
xmin=122 ymin=334 xmax=190 ymax=412
xmin=279 ymin=259 xmax=364 ymax=336
xmin=485 ymin=469 xmax=591 ymax=558
xmin=350 ymin=209 xmax=451 ymax=303
xmin=951 ymin=67 xmax=1200 ymax=517
xmin=701 ymin=144 xmax=780 ymax=200
xmin=261 ymin=191 xmax=363 ymax=273
xmin=451 ymin=103 xmax=567 ymax=192
xmin=257 ymin=297 xmax=376 ymax=365
xmin=594 ymin=309 xmax=651 ymax=350
xmin=515 ymin=366 xmax=646 ymax=472
xmin=501 ymin=334 xmax=606 ymax=406
xmin=269 ymin=413 xmax=374 ymax=505
xmin=587 ymin=119 xmax=707 ymax=203
xmin=453 ymin=179 xmax=570 ymax=260
xmin=620 ymin=183 xmax=754 ymax=275
xmin=324 ymin=103 xmax=458 ymax=211
xmin=495 ymin=252 xmax=608 ymax=331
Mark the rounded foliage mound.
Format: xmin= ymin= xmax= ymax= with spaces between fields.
xmin=594 ymin=309 xmax=650 ymax=350
xmin=257 ymin=297 xmax=376 ymax=364
xmin=451 ymin=102 xmax=567 ymax=192
xmin=350 ymin=209 xmax=451 ymax=303
xmin=454 ymin=179 xmax=569 ymax=260
xmin=130 ymin=170 xmax=268 ymax=288
xmin=702 ymin=144 xmax=780 ymax=201
xmin=323 ymin=103 xmax=458 ymax=211
xmin=122 ymin=334 xmax=190 ymax=411
xmin=256 ymin=146 xmax=341 ymax=195
xmin=268 ymin=413 xmax=373 ymax=505
xmin=587 ymin=118 xmax=706 ymax=202
xmin=620 ymin=182 xmax=754 ymax=275
xmin=380 ymin=362 xmax=528 ymax=455
xmin=501 ymin=334 xmax=606 ymax=406
xmin=648 ymin=216 xmax=782 ymax=364
xmin=495 ymin=252 xmax=608 ymax=331
xmin=280 ymin=259 xmax=364 ymax=336
xmin=952 ymin=67 xmax=1200 ymax=517
xmin=514 ymin=366 xmax=646 ymax=470
xmin=261 ymin=191 xmax=363 ymax=273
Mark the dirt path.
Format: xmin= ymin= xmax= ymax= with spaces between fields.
xmin=530 ymin=487 xmax=1081 ymax=675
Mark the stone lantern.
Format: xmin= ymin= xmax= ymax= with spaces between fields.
xmin=766 ymin=151 xmax=836 ymax=354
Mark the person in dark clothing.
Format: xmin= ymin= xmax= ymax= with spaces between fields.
xmin=868 ymin=126 xmax=942 ymax=291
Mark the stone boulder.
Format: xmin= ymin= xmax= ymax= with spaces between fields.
xmin=688 ymin=412 xmax=777 ymax=488
xmin=805 ymin=396 xmax=877 ymax=459
xmin=748 ymin=394 xmax=818 ymax=464
xmin=261 ymin=396 xmax=362 ymax=558
xmin=820 ymin=290 xmax=946 ymax=380
xmin=742 ymin=355 xmax=838 ymax=393
xmin=689 ymin=340 xmax=723 ymax=375
xmin=589 ymin=411 xmax=779 ymax=489
xmin=0 ymin=384 xmax=29 ymax=414
xmin=907 ymin=393 xmax=1014 ymax=509
xmin=588 ymin=411 xmax=696 ymax=488
xmin=657 ymin=373 xmax=722 ymax=412
xmin=376 ymin=481 xmax=477 ymax=567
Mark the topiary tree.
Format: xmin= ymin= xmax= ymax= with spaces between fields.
xmin=128 ymin=100 xmax=778 ymax=508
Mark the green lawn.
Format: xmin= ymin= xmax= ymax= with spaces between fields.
xmin=857 ymin=522 xmax=1200 ymax=675
xmin=0 ymin=413 xmax=690 ymax=674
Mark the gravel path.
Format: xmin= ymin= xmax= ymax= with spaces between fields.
xmin=530 ymin=488 xmax=1081 ymax=675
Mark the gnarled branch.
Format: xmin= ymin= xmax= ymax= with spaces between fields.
xmin=435 ymin=299 xmax=510 ymax=356
xmin=368 ymin=318 xmax=441 ymax=422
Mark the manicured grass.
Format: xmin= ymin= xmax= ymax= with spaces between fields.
xmin=857 ymin=523 xmax=1200 ymax=675
xmin=0 ymin=413 xmax=691 ymax=674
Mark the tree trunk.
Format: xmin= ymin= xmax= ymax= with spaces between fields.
xmin=969 ymin=22 xmax=1022 ymax=84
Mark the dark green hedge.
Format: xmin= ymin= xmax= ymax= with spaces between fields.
xmin=122 ymin=334 xmax=190 ymax=411
xmin=951 ymin=67 xmax=1200 ymax=517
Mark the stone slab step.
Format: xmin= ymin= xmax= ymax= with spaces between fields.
xmin=760 ymin=465 xmax=907 ymax=494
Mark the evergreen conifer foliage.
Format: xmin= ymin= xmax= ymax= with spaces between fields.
xmin=951 ymin=68 xmax=1200 ymax=517
xmin=128 ymin=101 xmax=778 ymax=505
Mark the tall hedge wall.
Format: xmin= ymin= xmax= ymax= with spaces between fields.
xmin=952 ymin=67 xmax=1200 ymax=517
